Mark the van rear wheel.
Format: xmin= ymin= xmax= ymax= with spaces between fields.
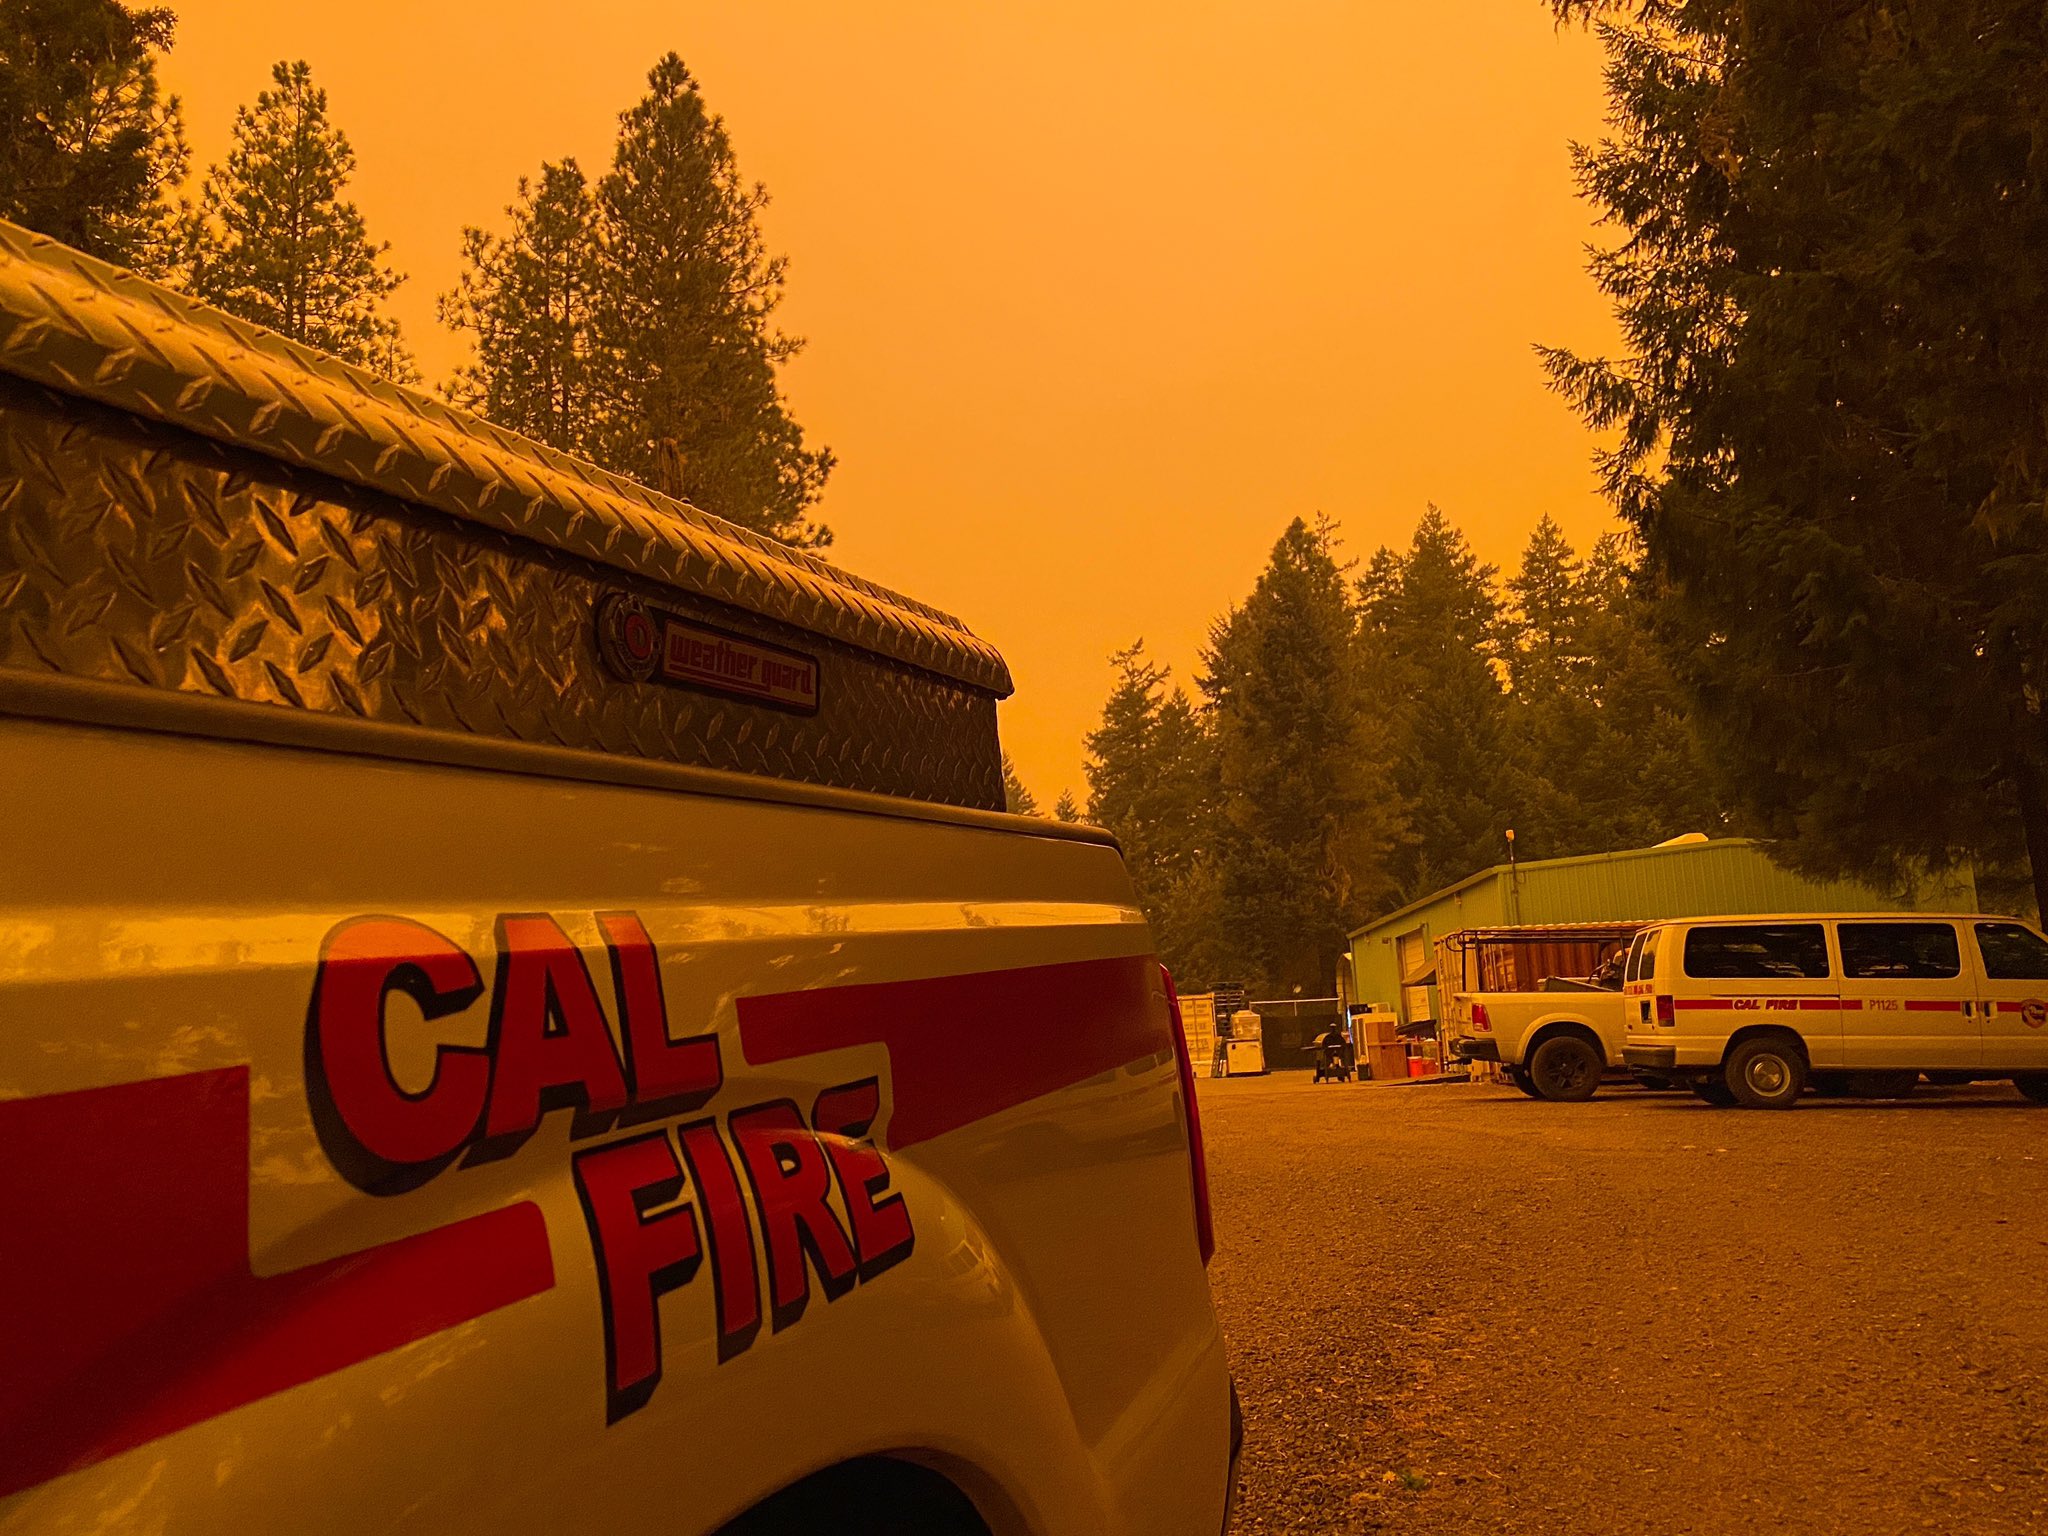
xmin=1528 ymin=1035 xmax=1602 ymax=1102
xmin=1691 ymin=1077 xmax=1737 ymax=1107
xmin=1725 ymin=1035 xmax=1807 ymax=1109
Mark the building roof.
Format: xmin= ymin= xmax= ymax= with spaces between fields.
xmin=1348 ymin=836 xmax=1922 ymax=943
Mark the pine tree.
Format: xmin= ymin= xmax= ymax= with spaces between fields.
xmin=1568 ymin=533 xmax=1721 ymax=848
xmin=1001 ymin=753 xmax=1038 ymax=816
xmin=1203 ymin=519 xmax=1399 ymax=994
xmin=0 ymin=0 xmax=186 ymax=271
xmin=589 ymin=55 xmax=832 ymax=545
xmin=184 ymin=61 xmax=413 ymax=380
xmin=1051 ymin=790 xmax=1081 ymax=823
xmin=1544 ymin=1 xmax=2048 ymax=911
xmin=1499 ymin=516 xmax=1600 ymax=854
xmin=441 ymin=160 xmax=602 ymax=455
xmin=1504 ymin=514 xmax=1590 ymax=699
xmin=1504 ymin=521 xmax=1723 ymax=855
xmin=1085 ymin=642 xmax=1227 ymax=984
xmin=1086 ymin=643 xmax=1181 ymax=880
xmin=1361 ymin=506 xmax=1513 ymax=898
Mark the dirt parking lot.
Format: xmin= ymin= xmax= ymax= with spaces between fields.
xmin=1203 ymin=1074 xmax=2048 ymax=1534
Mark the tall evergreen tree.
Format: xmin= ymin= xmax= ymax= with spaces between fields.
xmin=1361 ymin=506 xmax=1513 ymax=899
xmin=184 ymin=61 xmax=413 ymax=379
xmin=589 ymin=55 xmax=832 ymax=545
xmin=1568 ymin=533 xmax=1722 ymax=847
xmin=1504 ymin=522 xmax=1722 ymax=854
xmin=1504 ymin=513 xmax=1591 ymax=699
xmin=1000 ymin=753 xmax=1038 ymax=816
xmin=1203 ymin=519 xmax=1400 ymax=994
xmin=0 ymin=0 xmax=186 ymax=271
xmin=1085 ymin=642 xmax=1227 ymax=984
xmin=1051 ymin=789 xmax=1081 ymax=823
xmin=1544 ymin=1 xmax=2048 ymax=912
xmin=441 ymin=160 xmax=602 ymax=455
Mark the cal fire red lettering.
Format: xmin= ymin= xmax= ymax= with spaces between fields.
xmin=675 ymin=1117 xmax=763 ymax=1360
xmin=812 ymin=1079 xmax=916 ymax=1282
xmin=307 ymin=916 xmax=491 ymax=1191
xmin=600 ymin=911 xmax=722 ymax=1112
xmin=572 ymin=1132 xmax=703 ymax=1422
xmin=483 ymin=914 xmax=631 ymax=1142
xmin=728 ymin=1101 xmax=859 ymax=1330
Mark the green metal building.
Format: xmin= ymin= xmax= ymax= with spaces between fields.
xmin=1345 ymin=836 xmax=1979 ymax=1026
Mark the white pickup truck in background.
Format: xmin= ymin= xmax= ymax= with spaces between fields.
xmin=1445 ymin=978 xmax=1637 ymax=1102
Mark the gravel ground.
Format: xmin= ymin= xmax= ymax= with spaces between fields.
xmin=1202 ymin=1074 xmax=2048 ymax=1534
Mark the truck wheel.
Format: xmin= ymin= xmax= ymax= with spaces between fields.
xmin=2014 ymin=1076 xmax=2048 ymax=1104
xmin=1507 ymin=1064 xmax=1543 ymax=1099
xmin=1845 ymin=1069 xmax=1918 ymax=1099
xmin=1725 ymin=1035 xmax=1807 ymax=1109
xmin=1528 ymin=1035 xmax=1602 ymax=1102
xmin=1691 ymin=1078 xmax=1738 ymax=1107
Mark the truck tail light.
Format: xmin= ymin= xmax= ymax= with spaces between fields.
xmin=1656 ymin=994 xmax=1676 ymax=1026
xmin=1470 ymin=1001 xmax=1491 ymax=1031
xmin=1161 ymin=966 xmax=1215 ymax=1266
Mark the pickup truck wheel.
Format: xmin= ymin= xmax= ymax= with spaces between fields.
xmin=1691 ymin=1078 xmax=1737 ymax=1107
xmin=1507 ymin=1064 xmax=1543 ymax=1099
xmin=715 ymin=1459 xmax=989 ymax=1535
xmin=2014 ymin=1075 xmax=2048 ymax=1104
xmin=1527 ymin=1035 xmax=1602 ymax=1102
xmin=1725 ymin=1035 xmax=1807 ymax=1109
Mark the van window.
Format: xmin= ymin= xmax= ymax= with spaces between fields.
xmin=1623 ymin=932 xmax=1647 ymax=983
xmin=1839 ymin=922 xmax=1960 ymax=980
xmin=1636 ymin=927 xmax=1661 ymax=981
xmin=1682 ymin=924 xmax=1830 ymax=980
xmin=1974 ymin=922 xmax=2048 ymax=980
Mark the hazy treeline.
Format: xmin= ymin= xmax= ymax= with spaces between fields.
xmin=1066 ymin=511 xmax=1720 ymax=999
xmin=0 ymin=0 xmax=829 ymax=545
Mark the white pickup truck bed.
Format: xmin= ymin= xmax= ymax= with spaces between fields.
xmin=1444 ymin=989 xmax=1633 ymax=1101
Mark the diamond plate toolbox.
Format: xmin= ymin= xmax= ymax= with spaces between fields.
xmin=0 ymin=222 xmax=1008 ymax=810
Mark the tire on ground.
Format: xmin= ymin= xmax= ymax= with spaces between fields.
xmin=1725 ymin=1033 xmax=1808 ymax=1110
xmin=1507 ymin=1064 xmax=1544 ymax=1099
xmin=1691 ymin=1077 xmax=1738 ymax=1107
xmin=1527 ymin=1033 xmax=1603 ymax=1102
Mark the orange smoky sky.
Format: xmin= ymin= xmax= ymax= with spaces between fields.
xmin=159 ymin=1 xmax=1621 ymax=807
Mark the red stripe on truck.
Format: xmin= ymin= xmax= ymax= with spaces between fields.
xmin=1675 ymin=998 xmax=1838 ymax=1010
xmin=737 ymin=954 xmax=1169 ymax=1149
xmin=0 ymin=1067 xmax=554 ymax=1501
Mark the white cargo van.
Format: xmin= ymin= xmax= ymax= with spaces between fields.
xmin=1621 ymin=914 xmax=2048 ymax=1108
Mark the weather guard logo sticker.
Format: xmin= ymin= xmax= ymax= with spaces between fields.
xmin=597 ymin=593 xmax=819 ymax=714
